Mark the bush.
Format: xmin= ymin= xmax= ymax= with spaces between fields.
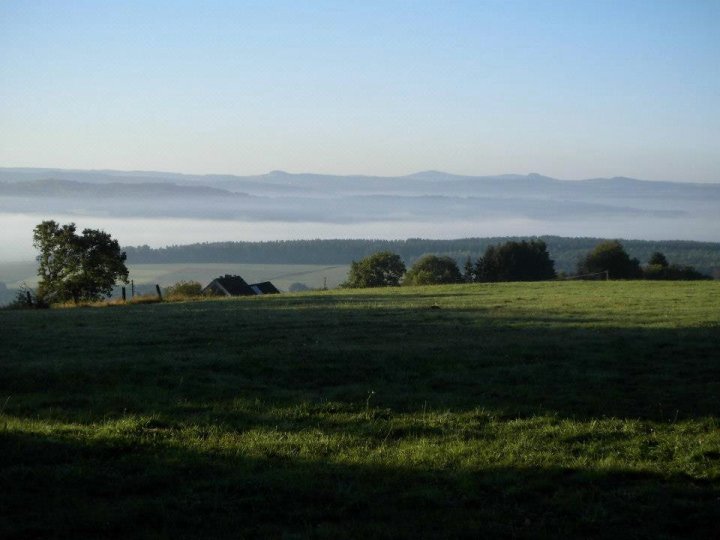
xmin=666 ymin=265 xmax=711 ymax=280
xmin=648 ymin=252 xmax=669 ymax=268
xmin=4 ymin=286 xmax=48 ymax=310
xmin=644 ymin=264 xmax=710 ymax=280
xmin=404 ymin=255 xmax=462 ymax=286
xmin=643 ymin=251 xmax=710 ymax=280
xmin=342 ymin=251 xmax=406 ymax=288
xmin=644 ymin=264 xmax=667 ymax=280
xmin=165 ymin=281 xmax=204 ymax=300
xmin=577 ymin=240 xmax=642 ymax=279
xmin=475 ymin=240 xmax=556 ymax=282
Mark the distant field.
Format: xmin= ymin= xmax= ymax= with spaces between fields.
xmin=124 ymin=263 xmax=350 ymax=291
xmin=1 ymin=281 xmax=719 ymax=538
xmin=0 ymin=261 xmax=351 ymax=292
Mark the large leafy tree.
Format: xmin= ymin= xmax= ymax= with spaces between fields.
xmin=342 ymin=251 xmax=406 ymax=288
xmin=475 ymin=240 xmax=556 ymax=282
xmin=577 ymin=240 xmax=642 ymax=279
xmin=33 ymin=220 xmax=129 ymax=303
xmin=404 ymin=255 xmax=462 ymax=286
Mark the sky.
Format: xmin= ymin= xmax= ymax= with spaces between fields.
xmin=1 ymin=0 xmax=719 ymax=181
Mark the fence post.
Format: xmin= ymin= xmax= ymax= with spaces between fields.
xmin=156 ymin=284 xmax=163 ymax=300
xmin=131 ymin=280 xmax=135 ymax=297
xmin=122 ymin=287 xmax=126 ymax=301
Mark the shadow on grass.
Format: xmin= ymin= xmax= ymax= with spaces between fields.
xmin=2 ymin=295 xmax=719 ymax=423
xmin=1 ymin=429 xmax=718 ymax=539
xmin=2 ymin=289 xmax=719 ymax=538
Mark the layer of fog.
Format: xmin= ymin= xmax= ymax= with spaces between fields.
xmin=1 ymin=212 xmax=717 ymax=265
xmin=2 ymin=169 xmax=718 ymax=267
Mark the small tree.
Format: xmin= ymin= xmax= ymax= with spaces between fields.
xmin=648 ymin=252 xmax=669 ymax=268
xmin=577 ymin=240 xmax=642 ymax=279
xmin=404 ymin=255 xmax=463 ymax=286
xmin=645 ymin=251 xmax=669 ymax=280
xmin=33 ymin=220 xmax=129 ymax=303
xmin=475 ymin=240 xmax=556 ymax=282
xmin=342 ymin=251 xmax=406 ymax=288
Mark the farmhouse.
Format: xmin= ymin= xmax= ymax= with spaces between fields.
xmin=249 ymin=281 xmax=280 ymax=295
xmin=203 ymin=274 xmax=280 ymax=297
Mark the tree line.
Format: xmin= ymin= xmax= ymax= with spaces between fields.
xmin=342 ymin=240 xmax=711 ymax=288
xmin=123 ymin=237 xmax=720 ymax=276
xmin=576 ymin=240 xmax=710 ymax=280
xmin=7 ymin=221 xmax=716 ymax=308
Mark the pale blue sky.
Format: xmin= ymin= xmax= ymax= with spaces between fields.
xmin=1 ymin=0 xmax=718 ymax=180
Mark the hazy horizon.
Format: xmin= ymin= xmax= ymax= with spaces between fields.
xmin=2 ymin=165 xmax=720 ymax=264
xmin=2 ymin=212 xmax=718 ymax=264
xmin=2 ymin=166 xmax=720 ymax=185
xmin=2 ymin=1 xmax=719 ymax=181
xmin=2 ymin=2 xmax=719 ymax=264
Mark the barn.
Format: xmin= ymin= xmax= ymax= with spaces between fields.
xmin=202 ymin=274 xmax=280 ymax=297
xmin=249 ymin=281 xmax=280 ymax=295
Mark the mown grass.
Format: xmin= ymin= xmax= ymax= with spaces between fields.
xmin=1 ymin=281 xmax=719 ymax=538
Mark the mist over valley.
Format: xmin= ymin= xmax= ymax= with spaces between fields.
xmin=1 ymin=167 xmax=718 ymax=264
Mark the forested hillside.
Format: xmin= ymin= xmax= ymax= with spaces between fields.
xmin=124 ymin=236 xmax=720 ymax=276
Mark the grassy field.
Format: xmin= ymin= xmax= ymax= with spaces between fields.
xmin=0 ymin=262 xmax=350 ymax=292
xmin=1 ymin=281 xmax=719 ymax=538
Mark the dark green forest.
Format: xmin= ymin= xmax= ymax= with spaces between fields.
xmin=124 ymin=236 xmax=720 ymax=277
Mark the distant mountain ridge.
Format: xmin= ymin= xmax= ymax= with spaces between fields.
xmin=1 ymin=167 xmax=718 ymax=241
xmin=0 ymin=179 xmax=249 ymax=198
xmin=2 ymin=166 xmax=718 ymax=186
xmin=2 ymin=168 xmax=719 ymax=200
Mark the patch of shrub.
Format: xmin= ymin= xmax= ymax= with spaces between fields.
xmin=404 ymin=255 xmax=462 ymax=285
xmin=4 ymin=286 xmax=49 ymax=310
xmin=577 ymin=240 xmax=642 ymax=279
xmin=165 ymin=281 xmax=204 ymax=300
xmin=342 ymin=251 xmax=406 ymax=288
xmin=474 ymin=240 xmax=556 ymax=282
xmin=644 ymin=264 xmax=710 ymax=280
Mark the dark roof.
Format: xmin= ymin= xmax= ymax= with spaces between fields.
xmin=207 ymin=274 xmax=254 ymax=296
xmin=203 ymin=275 xmax=281 ymax=296
xmin=249 ymin=281 xmax=280 ymax=295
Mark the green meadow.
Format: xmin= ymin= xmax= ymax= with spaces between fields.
xmin=1 ymin=281 xmax=719 ymax=538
